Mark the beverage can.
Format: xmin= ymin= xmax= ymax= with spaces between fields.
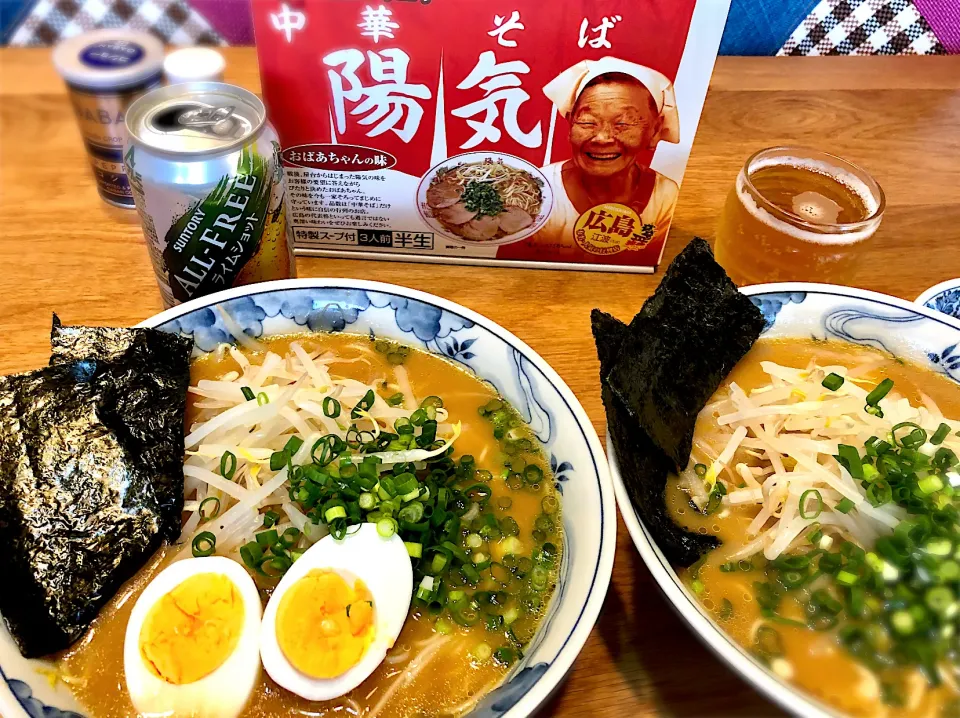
xmin=124 ymin=82 xmax=296 ymax=308
xmin=53 ymin=29 xmax=165 ymax=208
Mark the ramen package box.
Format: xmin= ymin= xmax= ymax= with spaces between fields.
xmin=253 ymin=0 xmax=729 ymax=272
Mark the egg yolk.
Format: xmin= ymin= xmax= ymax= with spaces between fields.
xmin=139 ymin=573 xmax=244 ymax=685
xmin=276 ymin=569 xmax=375 ymax=678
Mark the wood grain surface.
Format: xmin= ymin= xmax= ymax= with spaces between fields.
xmin=2 ymin=48 xmax=960 ymax=716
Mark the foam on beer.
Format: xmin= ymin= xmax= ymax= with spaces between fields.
xmin=736 ymin=155 xmax=881 ymax=245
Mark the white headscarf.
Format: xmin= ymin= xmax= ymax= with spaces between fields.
xmin=543 ymin=57 xmax=680 ymax=144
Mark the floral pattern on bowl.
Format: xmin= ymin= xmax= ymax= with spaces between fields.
xmin=917 ymin=278 xmax=960 ymax=321
xmin=610 ymin=281 xmax=960 ymax=718
xmin=0 ymin=279 xmax=615 ymax=718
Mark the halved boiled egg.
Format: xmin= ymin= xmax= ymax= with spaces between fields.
xmin=123 ymin=556 xmax=262 ymax=718
xmin=260 ymin=523 xmax=414 ymax=700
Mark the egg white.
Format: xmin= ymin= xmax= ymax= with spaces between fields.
xmin=260 ymin=523 xmax=414 ymax=700
xmin=123 ymin=556 xmax=262 ymax=718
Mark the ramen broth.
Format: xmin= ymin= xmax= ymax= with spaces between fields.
xmin=669 ymin=339 xmax=960 ymax=717
xmin=58 ymin=333 xmax=561 ymax=717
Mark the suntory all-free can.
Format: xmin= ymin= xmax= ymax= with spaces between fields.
xmin=124 ymin=82 xmax=295 ymax=308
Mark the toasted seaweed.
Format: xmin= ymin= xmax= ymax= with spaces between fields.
xmin=0 ymin=321 xmax=192 ymax=658
xmin=593 ymin=310 xmax=720 ymax=566
xmin=606 ymin=238 xmax=765 ymax=469
xmin=50 ymin=315 xmax=193 ymax=540
xmin=593 ymin=239 xmax=763 ymax=567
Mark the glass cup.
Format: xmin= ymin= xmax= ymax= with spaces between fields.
xmin=715 ymin=147 xmax=885 ymax=286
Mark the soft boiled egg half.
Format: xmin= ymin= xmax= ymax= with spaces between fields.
xmin=123 ymin=556 xmax=262 ymax=718
xmin=260 ymin=523 xmax=414 ymax=700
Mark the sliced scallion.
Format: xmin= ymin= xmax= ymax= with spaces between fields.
xmin=199 ymin=496 xmax=221 ymax=521
xmin=835 ymin=497 xmax=856 ymax=514
xmin=192 ymin=531 xmax=216 ymax=557
xmin=799 ymin=489 xmax=823 ymax=519
xmin=220 ymin=451 xmax=237 ymax=480
xmin=821 ymin=373 xmax=845 ymax=391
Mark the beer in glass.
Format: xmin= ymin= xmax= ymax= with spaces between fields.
xmin=715 ymin=147 xmax=884 ymax=285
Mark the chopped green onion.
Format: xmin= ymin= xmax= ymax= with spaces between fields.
xmin=377 ymin=518 xmax=396 ymax=538
xmin=918 ymin=475 xmax=944 ymax=494
xmin=405 ymin=542 xmax=423 ymax=558
xmin=256 ymin=529 xmax=279 ymax=548
xmin=932 ymin=423 xmax=951 ymax=446
xmin=866 ymin=378 xmax=894 ymax=406
xmin=493 ymin=646 xmax=515 ymax=665
xmin=269 ymin=450 xmax=288 ymax=471
xmin=192 ymin=531 xmax=216 ymax=557
xmin=892 ymin=422 xmax=927 ymax=449
xmin=220 ymin=451 xmax=237 ymax=480
xmin=351 ymin=389 xmax=375 ymax=418
xmin=799 ymin=489 xmax=823 ymax=519
xmin=835 ymin=497 xmax=856 ymax=514
xmin=240 ymin=386 xmax=255 ymax=401
xmin=694 ymin=463 xmax=707 ymax=478
xmin=387 ymin=393 xmax=404 ymax=407
xmin=199 ymin=496 xmax=221 ymax=521
xmin=836 ymin=444 xmax=864 ymax=479
xmin=325 ymin=505 xmax=347 ymax=522
xmin=262 ymin=509 xmax=280 ymax=528
xmin=283 ymin=436 xmax=304 ymax=456
xmin=822 ymin=373 xmax=845 ymax=391
xmin=322 ymin=396 xmax=341 ymax=418
xmin=865 ymin=404 xmax=884 ymax=418
xmin=836 ymin=570 xmax=859 ymax=586
xmin=257 ymin=391 xmax=269 ymax=406
xmin=240 ymin=541 xmax=263 ymax=568
xmin=890 ymin=610 xmax=915 ymax=635
xmin=866 ymin=479 xmax=892 ymax=507
xmin=523 ymin=465 xmax=543 ymax=484
xmin=359 ymin=492 xmax=376 ymax=510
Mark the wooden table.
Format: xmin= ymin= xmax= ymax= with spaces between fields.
xmin=3 ymin=48 xmax=960 ymax=716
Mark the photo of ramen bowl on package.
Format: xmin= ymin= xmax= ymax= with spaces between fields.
xmin=417 ymin=153 xmax=553 ymax=247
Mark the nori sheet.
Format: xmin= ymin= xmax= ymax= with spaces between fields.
xmin=0 ymin=321 xmax=192 ymax=658
xmin=593 ymin=310 xmax=721 ymax=566
xmin=594 ymin=238 xmax=764 ymax=567
xmin=607 ymin=238 xmax=766 ymax=468
xmin=50 ymin=315 xmax=193 ymax=540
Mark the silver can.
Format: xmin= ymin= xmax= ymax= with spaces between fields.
xmin=124 ymin=82 xmax=295 ymax=308
xmin=53 ymin=29 xmax=164 ymax=208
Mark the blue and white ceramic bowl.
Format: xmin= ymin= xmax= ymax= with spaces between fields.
xmin=611 ymin=282 xmax=960 ymax=718
xmin=917 ymin=278 xmax=960 ymax=321
xmin=0 ymin=279 xmax=615 ymax=718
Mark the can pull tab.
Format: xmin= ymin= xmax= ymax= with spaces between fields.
xmin=177 ymin=105 xmax=242 ymax=137
xmin=178 ymin=105 xmax=235 ymax=127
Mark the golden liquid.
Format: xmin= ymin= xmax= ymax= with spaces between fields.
xmin=716 ymin=164 xmax=879 ymax=286
xmin=57 ymin=333 xmax=562 ymax=717
xmin=670 ymin=339 xmax=960 ymax=717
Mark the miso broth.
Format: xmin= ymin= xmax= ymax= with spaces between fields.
xmin=670 ymin=339 xmax=960 ymax=718
xmin=58 ymin=332 xmax=562 ymax=717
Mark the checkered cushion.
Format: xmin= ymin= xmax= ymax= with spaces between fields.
xmin=779 ymin=0 xmax=945 ymax=55
xmin=9 ymin=0 xmax=224 ymax=47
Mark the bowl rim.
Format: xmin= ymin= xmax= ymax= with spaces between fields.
xmin=610 ymin=281 xmax=960 ymax=718
xmin=138 ymin=277 xmax=617 ymax=718
xmin=916 ymin=278 xmax=960 ymax=311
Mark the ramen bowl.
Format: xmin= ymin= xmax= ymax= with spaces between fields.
xmin=417 ymin=152 xmax=554 ymax=248
xmin=0 ymin=279 xmax=614 ymax=718
xmin=611 ymin=283 xmax=960 ymax=718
